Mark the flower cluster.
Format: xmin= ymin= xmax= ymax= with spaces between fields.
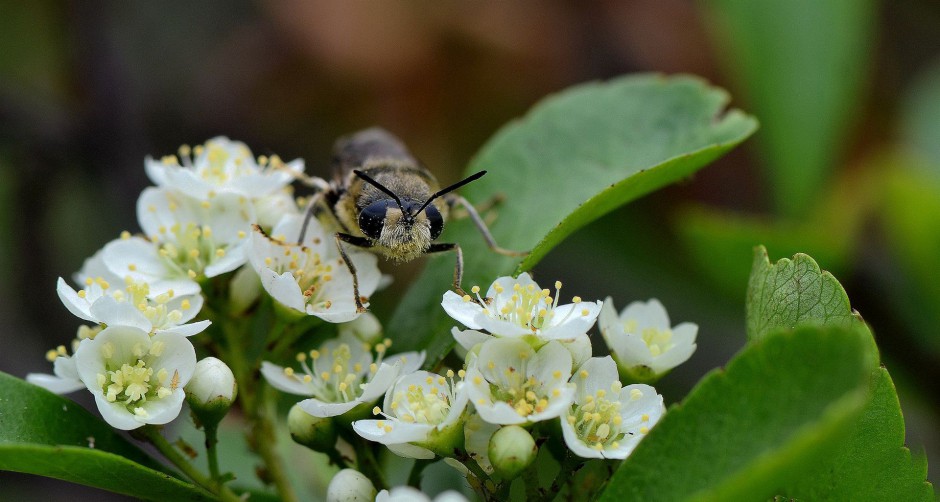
xmin=28 ymin=137 xmax=383 ymax=430
xmin=336 ymin=271 xmax=697 ymax=485
xmin=27 ymin=135 xmax=701 ymax=501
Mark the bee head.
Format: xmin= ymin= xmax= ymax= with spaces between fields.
xmin=353 ymin=170 xmax=486 ymax=257
xmin=357 ymin=198 xmax=443 ymax=242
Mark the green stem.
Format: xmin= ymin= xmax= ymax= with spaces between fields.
xmin=407 ymin=458 xmax=433 ymax=488
xmin=141 ymin=426 xmax=241 ymax=502
xmin=456 ymin=451 xmax=496 ymax=501
xmin=352 ymin=435 xmax=388 ymax=490
xmin=252 ymin=384 xmax=299 ymax=502
xmin=205 ymin=422 xmax=221 ymax=481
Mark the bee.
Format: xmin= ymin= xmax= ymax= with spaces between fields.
xmin=300 ymin=127 xmax=524 ymax=312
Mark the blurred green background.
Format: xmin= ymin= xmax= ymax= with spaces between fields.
xmin=1 ymin=1 xmax=937 ymax=499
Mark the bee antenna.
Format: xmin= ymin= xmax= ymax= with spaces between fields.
xmin=354 ymin=169 xmax=405 ymax=212
xmin=415 ymin=171 xmax=487 ymax=216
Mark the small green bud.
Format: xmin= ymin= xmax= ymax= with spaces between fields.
xmin=288 ymin=404 xmax=337 ymax=451
xmin=488 ymin=425 xmax=537 ymax=480
xmin=185 ymin=357 xmax=236 ymax=427
xmin=326 ymin=468 xmax=376 ymax=502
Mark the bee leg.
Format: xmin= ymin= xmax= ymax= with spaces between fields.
xmin=297 ymin=193 xmax=324 ymax=244
xmin=335 ymin=233 xmax=373 ymax=313
xmin=296 ymin=178 xmax=333 ymax=243
xmin=445 ymin=194 xmax=528 ymax=257
xmin=426 ymin=242 xmax=480 ymax=304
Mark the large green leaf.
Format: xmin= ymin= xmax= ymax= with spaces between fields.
xmin=388 ymin=74 xmax=757 ymax=359
xmin=0 ymin=371 xmax=213 ymax=501
xmin=598 ymin=324 xmax=877 ymax=501
xmin=701 ymin=0 xmax=876 ymax=217
xmin=777 ymin=367 xmax=934 ymax=500
xmin=746 ymin=246 xmax=861 ymax=343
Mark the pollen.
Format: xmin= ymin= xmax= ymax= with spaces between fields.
xmin=120 ymin=230 xmax=131 ymax=240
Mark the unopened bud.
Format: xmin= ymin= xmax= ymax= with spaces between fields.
xmin=326 ymin=468 xmax=376 ymax=502
xmin=488 ymin=425 xmax=537 ymax=480
xmin=288 ymin=403 xmax=337 ymax=451
xmin=185 ymin=357 xmax=236 ymax=426
xmin=229 ymin=265 xmax=262 ymax=314
xmin=338 ymin=312 xmax=383 ymax=344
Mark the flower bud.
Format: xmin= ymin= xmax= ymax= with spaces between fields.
xmin=185 ymin=357 xmax=236 ymax=426
xmin=288 ymin=403 xmax=337 ymax=451
xmin=326 ymin=468 xmax=376 ymax=502
xmin=229 ymin=265 xmax=262 ymax=315
xmin=488 ymin=425 xmax=537 ymax=480
xmin=338 ymin=311 xmax=383 ymax=344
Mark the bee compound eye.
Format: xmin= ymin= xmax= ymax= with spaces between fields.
xmin=358 ymin=201 xmax=389 ymax=239
xmin=425 ymin=204 xmax=444 ymax=240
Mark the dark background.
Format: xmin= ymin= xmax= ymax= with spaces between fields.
xmin=1 ymin=1 xmax=938 ymax=499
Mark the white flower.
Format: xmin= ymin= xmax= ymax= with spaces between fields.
xmin=561 ymin=357 xmax=665 ymax=459
xmin=56 ymin=275 xmax=208 ymax=337
xmin=249 ymin=214 xmax=381 ymax=323
xmin=443 ymin=273 xmax=601 ymax=342
xmin=144 ymin=137 xmax=304 ymax=200
xmin=102 ymin=236 xmax=201 ymax=297
xmin=26 ymin=351 xmax=84 ymax=394
xmin=72 ymin=325 xmax=197 ymax=430
xmin=326 ymin=469 xmax=377 ymax=502
xmin=260 ymin=333 xmax=424 ymax=418
xmin=254 ymin=188 xmax=300 ymax=230
xmin=465 ymin=337 xmax=575 ymax=425
xmin=376 ymin=487 xmax=468 ymax=502
xmin=353 ymin=370 xmax=469 ymax=459
xmin=103 ymin=187 xmax=254 ymax=296
xmin=599 ymin=297 xmax=698 ymax=381
xmin=451 ymin=325 xmax=593 ymax=370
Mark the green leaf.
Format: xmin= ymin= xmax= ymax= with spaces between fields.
xmin=777 ymin=367 xmax=934 ymax=500
xmin=745 ymin=246 xmax=861 ymax=343
xmin=0 ymin=372 xmax=213 ymax=501
xmin=388 ymin=74 xmax=757 ymax=359
xmin=598 ymin=324 xmax=877 ymax=502
xmin=701 ymin=0 xmax=876 ymax=216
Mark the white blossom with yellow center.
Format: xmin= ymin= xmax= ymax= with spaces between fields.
xmin=561 ymin=356 xmax=664 ymax=459
xmin=102 ymin=188 xmax=254 ymax=297
xmin=248 ymin=214 xmax=381 ymax=323
xmin=56 ymin=273 xmax=208 ymax=337
xmin=144 ymin=137 xmax=304 ymax=201
xmin=71 ymin=325 xmax=197 ymax=430
xmin=353 ymin=370 xmax=469 ymax=459
xmin=442 ymin=273 xmax=601 ymax=342
xmin=465 ymin=337 xmax=575 ymax=425
xmin=598 ymin=297 xmax=698 ymax=382
xmin=261 ymin=333 xmax=424 ymax=418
